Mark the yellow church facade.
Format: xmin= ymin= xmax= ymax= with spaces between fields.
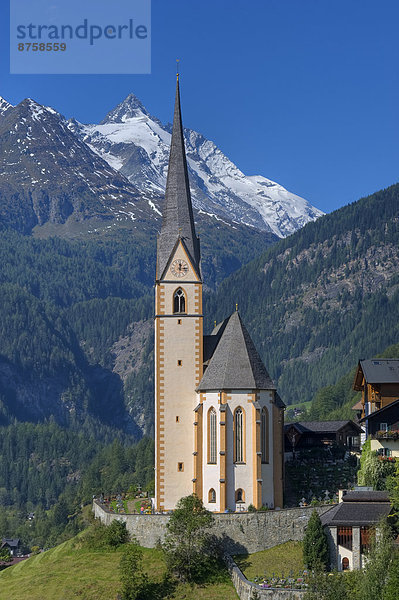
xmin=155 ymin=76 xmax=284 ymax=513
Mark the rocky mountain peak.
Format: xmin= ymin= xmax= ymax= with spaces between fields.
xmin=0 ymin=96 xmax=14 ymax=116
xmin=101 ymin=93 xmax=149 ymax=124
xmin=78 ymin=93 xmax=324 ymax=238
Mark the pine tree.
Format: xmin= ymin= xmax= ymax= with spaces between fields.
xmin=303 ymin=510 xmax=329 ymax=570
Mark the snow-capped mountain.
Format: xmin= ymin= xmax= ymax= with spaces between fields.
xmin=0 ymin=97 xmax=13 ymax=116
xmin=70 ymin=93 xmax=324 ymax=238
xmin=0 ymin=97 xmax=155 ymax=233
xmin=0 ymin=91 xmax=322 ymax=239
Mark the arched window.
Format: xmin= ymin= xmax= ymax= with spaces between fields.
xmin=173 ymin=288 xmax=186 ymax=314
xmin=235 ymin=488 xmax=245 ymax=503
xmin=208 ymin=407 xmax=217 ymax=464
xmin=234 ymin=407 xmax=245 ymax=463
xmin=261 ymin=407 xmax=269 ymax=463
xmin=208 ymin=488 xmax=216 ymax=503
xmin=342 ymin=557 xmax=349 ymax=571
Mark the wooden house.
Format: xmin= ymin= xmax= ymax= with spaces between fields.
xmin=353 ymin=359 xmax=399 ymax=418
xmin=1 ymin=538 xmax=21 ymax=557
xmin=359 ymin=398 xmax=399 ymax=458
xmin=284 ymin=420 xmax=363 ymax=455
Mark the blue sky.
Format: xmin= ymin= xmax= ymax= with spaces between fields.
xmin=1 ymin=0 xmax=398 ymax=213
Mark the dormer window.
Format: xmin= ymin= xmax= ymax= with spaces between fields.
xmin=173 ymin=288 xmax=186 ymax=314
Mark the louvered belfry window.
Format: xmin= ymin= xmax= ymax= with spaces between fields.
xmin=208 ymin=408 xmax=217 ymax=464
xmin=234 ymin=407 xmax=244 ymax=462
xmin=173 ymin=288 xmax=186 ymax=313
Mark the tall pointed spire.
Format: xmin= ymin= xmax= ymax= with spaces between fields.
xmin=156 ymin=74 xmax=201 ymax=280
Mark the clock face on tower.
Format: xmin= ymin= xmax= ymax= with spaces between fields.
xmin=171 ymin=259 xmax=189 ymax=278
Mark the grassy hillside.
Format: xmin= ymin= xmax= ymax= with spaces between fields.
xmin=235 ymin=540 xmax=303 ymax=580
xmin=0 ymin=536 xmax=238 ymax=600
xmin=206 ymin=183 xmax=399 ymax=405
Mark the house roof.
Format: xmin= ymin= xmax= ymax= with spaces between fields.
xmin=359 ymin=398 xmax=399 ymax=423
xmin=197 ymin=311 xmax=277 ymax=393
xmin=354 ymin=359 xmax=399 ymax=390
xmin=321 ymin=501 xmax=392 ymax=527
xmin=321 ymin=489 xmax=391 ymax=527
xmin=284 ymin=420 xmax=362 ymax=434
xmin=156 ymin=76 xmax=201 ymax=281
xmin=342 ymin=491 xmax=390 ymax=502
xmin=1 ymin=538 xmax=20 ymax=548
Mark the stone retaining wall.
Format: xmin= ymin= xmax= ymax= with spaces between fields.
xmin=93 ymin=501 xmax=332 ymax=554
xmin=225 ymin=554 xmax=306 ymax=600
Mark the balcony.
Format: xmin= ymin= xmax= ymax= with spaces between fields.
xmin=375 ymin=430 xmax=399 ymax=441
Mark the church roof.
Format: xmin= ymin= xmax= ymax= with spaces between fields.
xmin=156 ymin=76 xmax=201 ymax=280
xmin=197 ymin=311 xmax=277 ymax=392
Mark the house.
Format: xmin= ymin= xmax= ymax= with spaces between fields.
xmin=353 ymin=359 xmax=399 ymax=424
xmin=321 ymin=489 xmax=392 ymax=571
xmin=284 ymin=420 xmax=363 ymax=455
xmin=154 ymin=74 xmax=285 ymax=513
xmin=1 ymin=538 xmax=21 ymax=557
xmin=359 ymin=399 xmax=399 ymax=458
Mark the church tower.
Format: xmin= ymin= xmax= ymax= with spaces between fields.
xmin=154 ymin=74 xmax=203 ymax=511
xmin=155 ymin=75 xmax=285 ymax=513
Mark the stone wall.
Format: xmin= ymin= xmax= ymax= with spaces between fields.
xmin=225 ymin=554 xmax=306 ymax=600
xmin=93 ymin=501 xmax=332 ymax=554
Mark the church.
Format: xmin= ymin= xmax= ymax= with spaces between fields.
xmin=154 ymin=75 xmax=285 ymax=513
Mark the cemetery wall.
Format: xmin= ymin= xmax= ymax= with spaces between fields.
xmin=93 ymin=501 xmax=332 ymax=554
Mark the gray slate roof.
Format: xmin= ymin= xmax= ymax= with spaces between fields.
xmin=284 ymin=420 xmax=362 ymax=434
xmin=156 ymin=77 xmax=200 ymax=280
xmin=360 ymin=359 xmax=399 ymax=384
xmin=197 ymin=311 xmax=277 ymax=392
xmin=203 ymin=318 xmax=230 ymax=364
xmin=321 ymin=502 xmax=391 ymax=527
xmin=321 ymin=489 xmax=391 ymax=527
xmin=342 ymin=491 xmax=389 ymax=502
xmin=1 ymin=538 xmax=19 ymax=548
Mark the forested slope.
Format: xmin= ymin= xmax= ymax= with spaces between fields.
xmin=206 ymin=183 xmax=399 ymax=405
xmin=305 ymin=342 xmax=399 ymax=421
xmin=0 ymin=218 xmax=271 ymax=436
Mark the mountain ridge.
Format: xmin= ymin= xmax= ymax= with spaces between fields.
xmin=72 ymin=92 xmax=324 ymax=238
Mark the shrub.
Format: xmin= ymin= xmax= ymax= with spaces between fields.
xmin=162 ymin=494 xmax=217 ymax=582
xmin=119 ymin=539 xmax=148 ymax=600
xmin=105 ymin=520 xmax=129 ymax=547
xmin=82 ymin=519 xmax=128 ymax=549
